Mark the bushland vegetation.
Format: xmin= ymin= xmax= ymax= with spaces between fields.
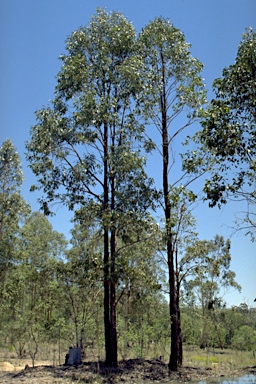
xmin=1 ymin=9 xmax=255 ymax=375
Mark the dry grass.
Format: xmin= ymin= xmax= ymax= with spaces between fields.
xmin=0 ymin=344 xmax=255 ymax=383
xmin=0 ymin=344 xmax=255 ymax=370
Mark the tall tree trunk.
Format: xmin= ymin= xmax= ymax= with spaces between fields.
xmin=103 ymin=227 xmax=111 ymax=365
xmin=164 ymin=134 xmax=179 ymax=371
xmin=110 ymin=227 xmax=118 ymax=367
xmin=109 ymin=152 xmax=118 ymax=367
xmin=168 ymin=244 xmax=178 ymax=371
xmin=103 ymin=121 xmax=111 ymax=366
xmin=176 ymin=280 xmax=183 ymax=366
xmin=161 ymin=51 xmax=179 ymax=371
xmin=103 ymin=119 xmax=118 ymax=367
xmin=124 ymin=282 xmax=130 ymax=354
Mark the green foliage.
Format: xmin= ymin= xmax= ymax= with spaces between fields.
xmin=182 ymin=235 xmax=241 ymax=311
xmin=25 ymin=10 xmax=161 ymax=366
xmin=137 ymin=16 xmax=207 ymax=370
xmin=0 ymin=139 xmax=30 ymax=252
xmin=2 ymin=10 xmax=254 ymax=367
xmin=0 ymin=139 xmax=23 ymax=189
xmin=181 ymin=311 xmax=199 ymax=345
xmin=118 ymin=290 xmax=170 ymax=359
xmin=186 ymin=28 xmax=256 ymax=238
xmin=232 ymin=325 xmax=256 ymax=351
xmin=180 ymin=305 xmax=256 ymax=350
xmin=0 ymin=139 xmax=31 ymax=314
xmin=180 ymin=234 xmax=241 ymax=349
xmin=59 ymin=215 xmax=104 ymax=349
xmin=137 ymin=17 xmax=206 ymax=119
xmin=26 ymin=8 xmax=154 ymax=215
xmin=1 ymin=211 xmax=68 ymax=362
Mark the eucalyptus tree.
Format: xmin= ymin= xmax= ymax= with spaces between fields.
xmin=232 ymin=325 xmax=256 ymax=351
xmin=60 ymin=206 xmax=104 ymax=351
xmin=17 ymin=212 xmax=66 ymax=339
xmin=0 ymin=139 xmax=30 ymax=305
xmin=190 ymin=28 xmax=256 ymax=239
xmin=26 ymin=9 xmax=155 ymax=367
xmin=115 ymin=215 xmax=164 ymax=354
xmin=137 ymin=18 xmax=206 ymax=370
xmin=164 ymin=189 xmax=198 ymax=363
xmin=2 ymin=211 xmax=66 ymax=357
xmin=182 ymin=235 xmax=241 ymax=348
xmin=65 ymin=202 xmax=162 ymax=356
xmin=19 ymin=212 xmax=67 ymax=318
xmin=183 ymin=235 xmax=241 ymax=312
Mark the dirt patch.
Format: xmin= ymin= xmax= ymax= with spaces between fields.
xmin=0 ymin=359 xmax=255 ymax=383
xmin=0 ymin=362 xmax=16 ymax=372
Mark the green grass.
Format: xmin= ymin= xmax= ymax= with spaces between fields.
xmin=184 ymin=346 xmax=256 ymax=370
xmin=191 ymin=355 xmax=219 ymax=364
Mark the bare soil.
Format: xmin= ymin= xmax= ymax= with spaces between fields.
xmin=0 ymin=358 xmax=255 ymax=383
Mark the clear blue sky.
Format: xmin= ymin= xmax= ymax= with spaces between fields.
xmin=1 ymin=0 xmax=255 ymax=307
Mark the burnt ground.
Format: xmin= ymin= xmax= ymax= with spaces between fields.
xmin=0 ymin=359 xmax=255 ymax=383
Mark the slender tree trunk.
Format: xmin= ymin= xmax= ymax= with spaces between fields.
xmin=110 ymin=227 xmax=118 ymax=367
xmin=161 ymin=51 xmax=179 ymax=371
xmin=0 ymin=217 xmax=8 ymax=306
xmin=103 ymin=227 xmax=111 ymax=365
xmin=164 ymin=137 xmax=179 ymax=371
xmin=168 ymin=244 xmax=178 ymax=371
xmin=70 ymin=295 xmax=79 ymax=348
xmin=103 ymin=121 xmax=111 ymax=366
xmin=176 ymin=280 xmax=182 ymax=366
xmin=103 ymin=120 xmax=118 ymax=367
xmin=124 ymin=283 xmax=130 ymax=354
xmin=109 ymin=147 xmax=118 ymax=367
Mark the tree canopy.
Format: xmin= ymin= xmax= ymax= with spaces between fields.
xmin=26 ymin=8 xmax=158 ymax=367
xmin=17 ymin=10 xmax=254 ymax=370
xmin=189 ymin=28 xmax=256 ymax=238
xmin=0 ymin=139 xmax=30 ymax=304
xmin=137 ymin=17 xmax=206 ymax=370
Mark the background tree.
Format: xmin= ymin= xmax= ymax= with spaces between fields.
xmin=26 ymin=9 xmax=155 ymax=367
xmin=0 ymin=139 xmax=30 ymax=307
xmin=2 ymin=211 xmax=67 ymax=362
xmin=190 ymin=28 xmax=256 ymax=239
xmin=16 ymin=213 xmax=66 ymax=360
xmin=60 ymin=208 xmax=104 ymax=354
xmin=167 ymin=190 xmax=198 ymax=362
xmin=182 ymin=235 xmax=241 ymax=348
xmin=219 ymin=306 xmax=247 ymax=348
xmin=232 ymin=325 xmax=256 ymax=351
xmin=115 ymin=216 xmax=164 ymax=358
xmin=137 ymin=18 xmax=206 ymax=370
